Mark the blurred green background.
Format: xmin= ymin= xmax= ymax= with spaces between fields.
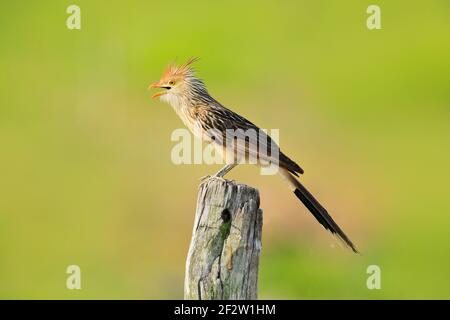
xmin=1 ymin=1 xmax=449 ymax=299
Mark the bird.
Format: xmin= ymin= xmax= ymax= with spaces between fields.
xmin=149 ymin=57 xmax=358 ymax=253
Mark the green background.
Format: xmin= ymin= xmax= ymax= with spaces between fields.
xmin=1 ymin=1 xmax=449 ymax=299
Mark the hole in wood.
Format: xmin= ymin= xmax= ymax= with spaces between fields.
xmin=221 ymin=208 xmax=231 ymax=223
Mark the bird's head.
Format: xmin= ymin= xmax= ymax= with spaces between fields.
xmin=149 ymin=57 xmax=208 ymax=104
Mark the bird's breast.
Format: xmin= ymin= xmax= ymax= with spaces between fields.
xmin=171 ymin=104 xmax=207 ymax=141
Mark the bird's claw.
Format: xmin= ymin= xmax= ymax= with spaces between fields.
xmin=199 ymin=175 xmax=227 ymax=183
xmin=199 ymin=175 xmax=211 ymax=182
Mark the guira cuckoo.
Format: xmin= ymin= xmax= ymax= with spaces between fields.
xmin=149 ymin=58 xmax=358 ymax=253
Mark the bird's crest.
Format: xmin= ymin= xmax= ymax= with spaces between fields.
xmin=162 ymin=57 xmax=199 ymax=80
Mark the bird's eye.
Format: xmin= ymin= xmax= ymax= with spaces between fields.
xmin=168 ymin=80 xmax=175 ymax=86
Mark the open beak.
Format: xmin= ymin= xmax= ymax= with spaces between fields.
xmin=149 ymin=82 xmax=169 ymax=99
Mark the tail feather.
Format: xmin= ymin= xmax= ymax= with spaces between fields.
xmin=279 ymin=169 xmax=359 ymax=253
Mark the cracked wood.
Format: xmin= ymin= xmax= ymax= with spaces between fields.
xmin=184 ymin=177 xmax=263 ymax=300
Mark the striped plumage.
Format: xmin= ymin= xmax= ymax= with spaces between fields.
xmin=150 ymin=58 xmax=358 ymax=253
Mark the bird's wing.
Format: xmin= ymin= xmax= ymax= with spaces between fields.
xmin=196 ymin=102 xmax=303 ymax=175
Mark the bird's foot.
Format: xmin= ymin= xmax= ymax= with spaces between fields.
xmin=199 ymin=175 xmax=211 ymax=182
xmin=199 ymin=174 xmax=226 ymax=183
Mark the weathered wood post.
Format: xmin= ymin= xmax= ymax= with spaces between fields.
xmin=184 ymin=177 xmax=263 ymax=300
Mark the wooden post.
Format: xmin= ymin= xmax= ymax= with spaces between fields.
xmin=184 ymin=177 xmax=263 ymax=300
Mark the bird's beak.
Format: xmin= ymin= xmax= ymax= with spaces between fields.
xmin=149 ymin=82 xmax=167 ymax=99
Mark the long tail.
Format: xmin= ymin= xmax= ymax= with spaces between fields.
xmin=279 ymin=168 xmax=359 ymax=253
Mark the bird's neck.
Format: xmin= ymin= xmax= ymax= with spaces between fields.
xmin=163 ymin=89 xmax=214 ymax=112
xmin=161 ymin=92 xmax=190 ymax=111
xmin=162 ymin=93 xmax=199 ymax=132
xmin=161 ymin=80 xmax=215 ymax=131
